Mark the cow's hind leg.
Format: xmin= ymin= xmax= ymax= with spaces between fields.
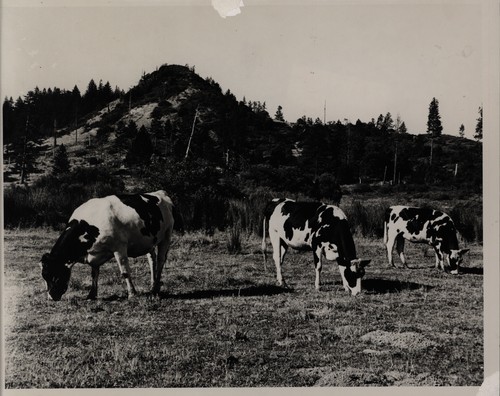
xmin=270 ymin=231 xmax=288 ymax=287
xmin=385 ymin=232 xmax=397 ymax=268
xmin=86 ymin=265 xmax=100 ymax=300
xmin=313 ymin=247 xmax=323 ymax=290
xmin=114 ymin=250 xmax=137 ymax=298
xmin=395 ymin=236 xmax=409 ymax=268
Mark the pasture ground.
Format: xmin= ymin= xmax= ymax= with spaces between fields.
xmin=3 ymin=228 xmax=483 ymax=388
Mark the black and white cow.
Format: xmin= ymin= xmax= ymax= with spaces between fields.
xmin=40 ymin=190 xmax=180 ymax=301
xmin=384 ymin=205 xmax=469 ymax=274
xmin=262 ymin=198 xmax=370 ymax=295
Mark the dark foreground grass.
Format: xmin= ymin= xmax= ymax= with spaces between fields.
xmin=3 ymin=229 xmax=483 ymax=388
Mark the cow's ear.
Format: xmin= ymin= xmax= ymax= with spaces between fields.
xmin=460 ymin=249 xmax=470 ymax=256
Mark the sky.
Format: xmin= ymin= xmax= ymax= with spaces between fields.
xmin=0 ymin=0 xmax=485 ymax=138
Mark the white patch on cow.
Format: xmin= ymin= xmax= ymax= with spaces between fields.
xmin=79 ymin=232 xmax=89 ymax=243
xmin=321 ymin=241 xmax=339 ymax=261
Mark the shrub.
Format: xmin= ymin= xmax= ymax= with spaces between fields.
xmin=3 ymin=168 xmax=125 ymax=228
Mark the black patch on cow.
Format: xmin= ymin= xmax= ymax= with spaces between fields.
xmin=280 ymin=201 xmax=323 ymax=241
xmin=399 ymin=207 xmax=441 ymax=235
xmin=343 ymin=265 xmax=362 ymax=288
xmin=311 ymin=207 xmax=357 ymax=265
xmin=49 ymin=219 xmax=100 ymax=264
xmin=117 ymin=193 xmax=164 ymax=240
xmin=427 ymin=220 xmax=458 ymax=253
xmin=385 ymin=208 xmax=395 ymax=224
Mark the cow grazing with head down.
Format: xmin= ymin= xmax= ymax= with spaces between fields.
xmin=384 ymin=205 xmax=469 ymax=274
xmin=40 ymin=190 xmax=180 ymax=301
xmin=262 ymin=198 xmax=370 ymax=295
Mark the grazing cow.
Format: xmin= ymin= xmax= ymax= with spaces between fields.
xmin=40 ymin=190 xmax=180 ymax=301
xmin=384 ymin=205 xmax=469 ymax=274
xmin=262 ymin=198 xmax=370 ymax=295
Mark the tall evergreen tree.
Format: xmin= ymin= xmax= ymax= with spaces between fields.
xmin=52 ymin=144 xmax=70 ymax=174
xmin=427 ymin=97 xmax=443 ymax=137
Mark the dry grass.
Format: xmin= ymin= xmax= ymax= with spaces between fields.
xmin=3 ymin=228 xmax=483 ymax=388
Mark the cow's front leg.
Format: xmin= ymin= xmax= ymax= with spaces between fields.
xmin=433 ymin=247 xmax=444 ymax=271
xmin=86 ymin=265 xmax=100 ymax=300
xmin=313 ymin=247 xmax=323 ymax=290
xmin=114 ymin=251 xmax=137 ymax=298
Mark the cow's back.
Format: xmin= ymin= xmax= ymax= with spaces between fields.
xmin=70 ymin=190 xmax=174 ymax=256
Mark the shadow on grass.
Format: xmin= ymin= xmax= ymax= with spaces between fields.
xmin=160 ymin=284 xmax=292 ymax=300
xmin=460 ymin=267 xmax=483 ymax=275
xmin=363 ymin=278 xmax=434 ymax=294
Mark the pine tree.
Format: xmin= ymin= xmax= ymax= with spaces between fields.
xmin=52 ymin=144 xmax=70 ymax=174
xmin=274 ymin=105 xmax=285 ymax=121
xmin=459 ymin=124 xmax=465 ymax=138
xmin=474 ymin=106 xmax=482 ymax=141
xmin=427 ymin=98 xmax=443 ymax=137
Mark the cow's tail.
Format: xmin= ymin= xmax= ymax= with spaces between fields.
xmin=383 ymin=208 xmax=390 ymax=246
xmin=261 ymin=216 xmax=268 ymax=269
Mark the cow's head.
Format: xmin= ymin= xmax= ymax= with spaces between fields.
xmin=447 ymin=249 xmax=470 ymax=275
xmin=338 ymin=259 xmax=371 ymax=296
xmin=40 ymin=253 xmax=74 ymax=301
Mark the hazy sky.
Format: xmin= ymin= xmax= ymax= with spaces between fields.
xmin=1 ymin=0 xmax=484 ymax=137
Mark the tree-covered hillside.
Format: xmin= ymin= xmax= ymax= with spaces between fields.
xmin=3 ymin=63 xmax=482 ymax=200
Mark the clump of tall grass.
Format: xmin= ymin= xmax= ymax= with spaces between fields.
xmin=343 ymin=200 xmax=388 ymax=238
xmin=226 ymin=223 xmax=242 ymax=254
xmin=449 ymin=202 xmax=483 ymax=243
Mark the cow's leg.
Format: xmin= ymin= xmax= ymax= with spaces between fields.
xmin=113 ymin=251 xmax=137 ymax=298
xmin=433 ymin=247 xmax=444 ymax=271
xmin=86 ymin=265 xmax=100 ymax=300
xmin=270 ymin=231 xmax=288 ymax=287
xmin=147 ymin=250 xmax=157 ymax=292
xmin=152 ymin=238 xmax=171 ymax=296
xmin=385 ymin=232 xmax=397 ymax=268
xmin=313 ymin=246 xmax=323 ymax=290
xmin=395 ymin=236 xmax=408 ymax=268
xmin=337 ymin=265 xmax=350 ymax=292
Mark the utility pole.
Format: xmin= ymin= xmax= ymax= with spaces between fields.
xmin=20 ymin=116 xmax=29 ymax=184
xmin=75 ymin=107 xmax=78 ymax=144
xmin=430 ymin=137 xmax=433 ymax=165
xmin=184 ymin=106 xmax=199 ymax=160
xmin=323 ymin=100 xmax=326 ymax=124
xmin=393 ymin=140 xmax=398 ymax=185
xmin=53 ymin=119 xmax=57 ymax=159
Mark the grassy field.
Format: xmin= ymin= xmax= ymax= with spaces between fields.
xmin=3 ymin=228 xmax=483 ymax=388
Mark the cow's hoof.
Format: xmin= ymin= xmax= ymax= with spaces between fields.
xmin=147 ymin=292 xmax=161 ymax=300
